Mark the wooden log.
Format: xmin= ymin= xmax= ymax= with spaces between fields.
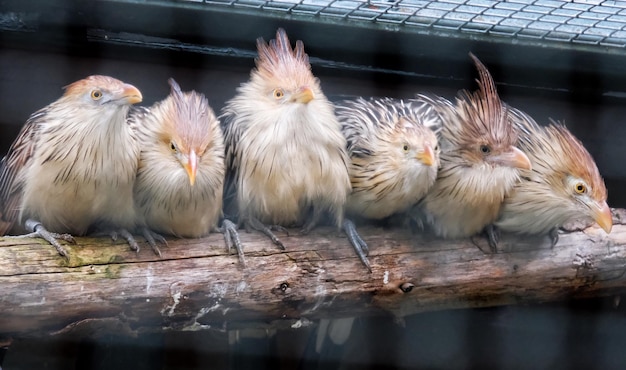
xmin=1 ymin=210 xmax=626 ymax=338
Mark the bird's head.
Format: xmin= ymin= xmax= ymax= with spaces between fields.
xmin=250 ymin=28 xmax=320 ymax=109
xmin=388 ymin=116 xmax=439 ymax=168
xmin=63 ymin=75 xmax=142 ymax=107
xmin=161 ymin=78 xmax=218 ymax=186
xmin=541 ymin=124 xmax=611 ymax=233
xmin=444 ymin=54 xmax=531 ymax=172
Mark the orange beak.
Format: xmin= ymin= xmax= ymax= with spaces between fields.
xmin=593 ymin=201 xmax=613 ymax=234
xmin=490 ymin=146 xmax=532 ymax=171
xmin=416 ymin=144 xmax=435 ymax=166
xmin=184 ymin=150 xmax=198 ymax=186
xmin=292 ymin=87 xmax=314 ymax=104
xmin=122 ymin=83 xmax=143 ymax=105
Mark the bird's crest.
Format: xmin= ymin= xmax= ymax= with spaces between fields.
xmin=254 ymin=28 xmax=311 ymax=83
xmin=545 ymin=122 xmax=606 ymax=201
xmin=451 ymin=53 xmax=517 ymax=148
xmin=511 ymin=109 xmax=607 ymax=202
xmin=63 ymin=75 xmax=118 ymax=96
xmin=165 ymin=78 xmax=215 ymax=155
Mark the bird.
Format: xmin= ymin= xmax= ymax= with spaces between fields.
xmin=130 ymin=78 xmax=242 ymax=260
xmin=0 ymin=75 xmax=143 ymax=257
xmin=220 ymin=28 xmax=370 ymax=269
xmin=494 ymin=108 xmax=612 ymax=245
xmin=336 ymin=97 xmax=440 ymax=221
xmin=413 ymin=54 xmax=532 ymax=247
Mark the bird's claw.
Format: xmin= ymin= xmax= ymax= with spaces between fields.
xmin=220 ymin=219 xmax=245 ymax=266
xmin=549 ymin=227 xmax=559 ymax=248
xmin=114 ymin=228 xmax=142 ymax=254
xmin=470 ymin=225 xmax=500 ymax=254
xmin=343 ymin=219 xmax=371 ymax=272
xmin=300 ymin=210 xmax=323 ymax=235
xmin=246 ymin=218 xmax=287 ymax=250
xmin=140 ymin=228 xmax=168 ymax=257
xmin=485 ymin=224 xmax=500 ymax=253
xmin=23 ymin=219 xmax=70 ymax=258
xmin=95 ymin=228 xmax=141 ymax=254
xmin=269 ymin=224 xmax=290 ymax=237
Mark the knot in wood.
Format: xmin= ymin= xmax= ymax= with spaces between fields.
xmin=271 ymin=282 xmax=292 ymax=295
xmin=400 ymin=282 xmax=415 ymax=293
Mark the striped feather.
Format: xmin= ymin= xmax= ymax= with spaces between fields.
xmin=336 ymin=97 xmax=440 ymax=219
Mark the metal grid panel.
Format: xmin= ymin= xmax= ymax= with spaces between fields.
xmin=185 ymin=0 xmax=626 ymax=47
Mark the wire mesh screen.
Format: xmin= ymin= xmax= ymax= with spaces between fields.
xmin=185 ymin=0 xmax=626 ymax=47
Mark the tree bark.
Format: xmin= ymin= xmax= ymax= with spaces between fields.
xmin=1 ymin=210 xmax=626 ymax=338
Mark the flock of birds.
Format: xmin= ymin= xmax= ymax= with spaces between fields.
xmin=0 ymin=28 xmax=613 ymax=271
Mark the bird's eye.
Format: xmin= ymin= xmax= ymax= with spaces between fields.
xmin=402 ymin=144 xmax=409 ymax=152
xmin=434 ymin=144 xmax=440 ymax=152
xmin=273 ymin=89 xmax=285 ymax=99
xmin=91 ymin=90 xmax=103 ymax=100
xmin=170 ymin=142 xmax=177 ymax=152
xmin=574 ymin=182 xmax=587 ymax=194
xmin=479 ymin=145 xmax=491 ymax=154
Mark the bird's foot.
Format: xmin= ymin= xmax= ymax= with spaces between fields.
xmin=549 ymin=227 xmax=559 ymax=248
xmin=470 ymin=225 xmax=500 ymax=254
xmin=300 ymin=211 xmax=321 ymax=235
xmin=107 ymin=228 xmax=143 ymax=254
xmin=246 ymin=217 xmax=287 ymax=250
xmin=219 ymin=219 xmax=245 ymax=266
xmin=140 ymin=228 xmax=168 ymax=257
xmin=343 ymin=219 xmax=371 ymax=272
xmin=21 ymin=219 xmax=74 ymax=257
xmin=485 ymin=224 xmax=500 ymax=253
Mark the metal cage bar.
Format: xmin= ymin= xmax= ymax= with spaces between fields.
xmin=189 ymin=0 xmax=626 ymax=47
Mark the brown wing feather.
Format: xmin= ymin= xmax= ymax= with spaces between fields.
xmin=0 ymin=110 xmax=44 ymax=234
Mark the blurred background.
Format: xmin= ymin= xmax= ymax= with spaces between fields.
xmin=1 ymin=0 xmax=626 ymax=368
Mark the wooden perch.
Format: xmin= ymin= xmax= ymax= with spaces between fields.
xmin=1 ymin=210 xmax=626 ymax=338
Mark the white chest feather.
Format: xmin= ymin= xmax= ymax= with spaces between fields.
xmin=421 ymin=158 xmax=520 ymax=238
xmin=21 ymin=111 xmax=138 ymax=234
xmin=237 ymin=105 xmax=350 ymax=225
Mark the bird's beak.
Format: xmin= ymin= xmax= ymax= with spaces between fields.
xmin=490 ymin=147 xmax=532 ymax=171
xmin=416 ymin=144 xmax=435 ymax=166
xmin=592 ymin=201 xmax=613 ymax=233
xmin=184 ymin=150 xmax=198 ymax=186
xmin=292 ymin=87 xmax=314 ymax=104
xmin=121 ymin=83 xmax=143 ymax=105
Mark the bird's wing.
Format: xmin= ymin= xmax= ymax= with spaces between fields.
xmin=507 ymin=105 xmax=541 ymax=144
xmin=335 ymin=97 xmax=378 ymax=158
xmin=408 ymin=93 xmax=452 ymax=135
xmin=127 ymin=106 xmax=151 ymax=138
xmin=0 ymin=110 xmax=44 ymax=234
xmin=219 ymin=108 xmax=244 ymax=222
xmin=127 ymin=105 xmax=152 ymax=170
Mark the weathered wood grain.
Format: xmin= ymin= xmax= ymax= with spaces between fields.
xmin=1 ymin=212 xmax=625 ymax=338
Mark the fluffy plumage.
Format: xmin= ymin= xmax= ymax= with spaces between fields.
xmin=0 ymin=75 xmax=142 ymax=255
xmin=336 ymin=97 xmax=440 ymax=220
xmin=132 ymin=78 xmax=225 ymax=238
xmin=495 ymin=108 xmax=612 ymax=240
xmin=131 ymin=79 xmax=243 ymax=259
xmin=221 ymin=28 xmax=370 ymax=267
xmin=415 ymin=54 xmax=532 ymax=239
xmin=222 ymin=28 xmax=350 ymax=229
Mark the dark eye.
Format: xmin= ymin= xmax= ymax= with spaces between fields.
xmin=170 ymin=142 xmax=177 ymax=152
xmin=434 ymin=144 xmax=439 ymax=151
xmin=273 ymin=89 xmax=284 ymax=99
xmin=91 ymin=90 xmax=103 ymax=100
xmin=480 ymin=145 xmax=491 ymax=154
xmin=402 ymin=144 xmax=409 ymax=152
xmin=574 ymin=183 xmax=587 ymax=194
